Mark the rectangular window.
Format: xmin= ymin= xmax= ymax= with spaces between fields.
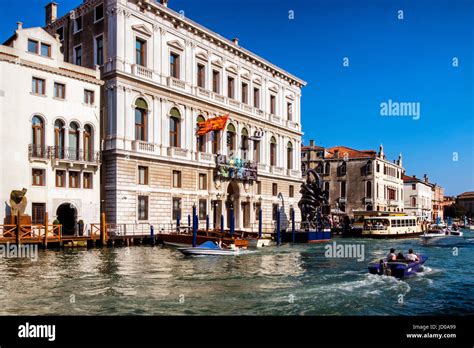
xmin=40 ymin=43 xmax=51 ymax=57
xmin=69 ymin=171 xmax=80 ymax=188
xmin=227 ymin=76 xmax=235 ymax=99
xmin=270 ymin=95 xmax=276 ymax=114
xmin=173 ymin=170 xmax=182 ymax=188
xmin=136 ymin=38 xmax=146 ymax=66
xmin=170 ymin=53 xmax=180 ymax=79
xmin=96 ymin=35 xmax=104 ymax=65
xmin=172 ymin=197 xmax=181 ymax=220
xmin=197 ymin=63 xmax=205 ymax=88
xmin=32 ymin=169 xmax=45 ymax=186
xmin=289 ymin=185 xmax=294 ymax=198
xmin=212 ymin=70 xmax=220 ymax=93
xmin=340 ymin=181 xmax=346 ymax=197
xmin=211 ymin=131 xmax=220 ymax=154
xmin=84 ymin=90 xmax=94 ymax=105
xmin=287 ymin=102 xmax=292 ymax=121
xmin=56 ymin=27 xmax=64 ymax=42
xmin=138 ymin=166 xmax=148 ymax=185
xmin=241 ymin=82 xmax=248 ymax=104
xmin=32 ymin=203 xmax=46 ymax=224
xmin=28 ymin=39 xmax=38 ymax=53
xmin=54 ymin=83 xmax=65 ymax=99
xmin=253 ymin=87 xmax=260 ymax=108
xmin=83 ymin=172 xmax=92 ymax=189
xmin=257 ymin=181 xmax=262 ymax=195
xmin=32 ymin=77 xmax=45 ymax=95
xmin=74 ymin=16 xmax=83 ymax=33
xmin=138 ymin=195 xmax=148 ymax=220
xmin=412 ymin=183 xmax=416 ymax=190
xmin=272 ymin=183 xmax=278 ymax=196
xmin=253 ymin=140 xmax=260 ymax=163
xmin=74 ymin=45 xmax=82 ymax=66
xmin=199 ymin=199 xmax=207 ymax=220
xmin=198 ymin=173 xmax=207 ymax=190
xmin=55 ymin=170 xmax=66 ymax=187
xmin=94 ymin=4 xmax=104 ymax=22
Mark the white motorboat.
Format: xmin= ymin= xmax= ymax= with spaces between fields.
xmin=420 ymin=223 xmax=464 ymax=246
xmin=178 ymin=241 xmax=241 ymax=256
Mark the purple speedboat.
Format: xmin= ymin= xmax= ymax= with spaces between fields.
xmin=368 ymin=255 xmax=427 ymax=279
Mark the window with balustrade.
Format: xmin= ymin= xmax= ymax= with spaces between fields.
xmin=241 ymin=82 xmax=248 ymax=104
xmin=83 ymin=124 xmax=93 ymax=162
xmin=69 ymin=122 xmax=80 ymax=160
xmin=270 ymin=136 xmax=277 ymax=167
xmin=196 ymin=115 xmax=206 ymax=153
xmin=212 ymin=70 xmax=220 ymax=93
xmin=226 ymin=123 xmax=236 ymax=155
xmin=170 ymin=52 xmax=180 ymax=79
xmin=135 ymin=98 xmax=148 ymax=141
xmin=31 ymin=116 xmax=44 ymax=157
xmin=241 ymin=128 xmax=249 ymax=160
xmin=169 ymin=108 xmax=181 ymax=148
xmin=287 ymin=141 xmax=293 ymax=170
xmin=136 ymin=38 xmax=146 ymax=67
xmin=54 ymin=119 xmax=65 ymax=159
xmin=211 ymin=130 xmax=220 ymax=155
xmin=197 ymin=63 xmax=205 ymax=88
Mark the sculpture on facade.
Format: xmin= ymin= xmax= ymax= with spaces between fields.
xmin=298 ymin=170 xmax=329 ymax=230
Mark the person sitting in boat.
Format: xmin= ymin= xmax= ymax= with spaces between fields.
xmin=396 ymin=252 xmax=405 ymax=260
xmin=387 ymin=248 xmax=396 ymax=261
xmin=405 ymin=249 xmax=419 ymax=262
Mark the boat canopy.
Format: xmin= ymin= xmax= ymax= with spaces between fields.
xmin=197 ymin=241 xmax=220 ymax=249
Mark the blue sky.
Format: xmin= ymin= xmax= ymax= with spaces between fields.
xmin=1 ymin=0 xmax=472 ymax=195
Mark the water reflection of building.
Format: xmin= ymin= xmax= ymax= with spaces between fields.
xmin=44 ymin=0 xmax=306 ymax=230
xmin=0 ymin=24 xmax=102 ymax=233
xmin=301 ymin=141 xmax=405 ymax=217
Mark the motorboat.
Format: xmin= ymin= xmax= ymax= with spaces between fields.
xmin=178 ymin=241 xmax=241 ymax=256
xmin=368 ymin=255 xmax=427 ymax=279
xmin=419 ymin=223 xmax=464 ymax=246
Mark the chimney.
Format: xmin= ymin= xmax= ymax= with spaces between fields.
xmin=309 ymin=139 xmax=315 ymax=147
xmin=159 ymin=0 xmax=169 ymax=7
xmin=379 ymin=144 xmax=384 ymax=158
xmin=397 ymin=153 xmax=403 ymax=167
xmin=424 ymin=174 xmax=428 ymax=183
xmin=17 ymin=22 xmax=23 ymax=30
xmin=232 ymin=38 xmax=239 ymax=46
xmin=45 ymin=2 xmax=58 ymax=26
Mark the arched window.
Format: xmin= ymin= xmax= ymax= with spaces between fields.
xmin=226 ymin=123 xmax=236 ymax=155
xmin=135 ymin=98 xmax=148 ymax=141
xmin=270 ymin=136 xmax=277 ymax=167
xmin=69 ymin=122 xmax=80 ymax=160
xmin=324 ymin=162 xmax=330 ymax=175
xmin=253 ymin=131 xmax=261 ymax=163
xmin=339 ymin=161 xmax=347 ymax=175
xmin=83 ymin=124 xmax=93 ymax=162
xmin=287 ymin=141 xmax=293 ymax=170
xmin=196 ymin=115 xmax=206 ymax=153
xmin=54 ymin=120 xmax=65 ymax=159
xmin=241 ymin=128 xmax=249 ymax=160
xmin=211 ymin=130 xmax=220 ymax=155
xmin=169 ymin=107 xmax=181 ymax=148
xmin=366 ymin=181 xmax=372 ymax=198
xmin=32 ymin=116 xmax=44 ymax=157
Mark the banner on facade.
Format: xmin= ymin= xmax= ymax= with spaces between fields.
xmin=196 ymin=114 xmax=230 ymax=136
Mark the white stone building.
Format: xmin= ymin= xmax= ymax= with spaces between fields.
xmin=45 ymin=0 xmax=305 ymax=230
xmin=0 ymin=24 xmax=103 ymax=234
xmin=403 ymin=174 xmax=433 ymax=221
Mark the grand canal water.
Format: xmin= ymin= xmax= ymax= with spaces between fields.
xmin=0 ymin=230 xmax=473 ymax=316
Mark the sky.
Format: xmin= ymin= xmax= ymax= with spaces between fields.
xmin=0 ymin=0 xmax=472 ymax=195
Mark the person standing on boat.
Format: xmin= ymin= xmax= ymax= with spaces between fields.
xmin=387 ymin=248 xmax=396 ymax=261
xmin=405 ymin=249 xmax=419 ymax=262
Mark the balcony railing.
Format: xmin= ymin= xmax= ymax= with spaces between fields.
xmin=270 ymin=166 xmax=285 ymax=175
xmin=196 ymin=152 xmax=214 ymax=162
xmin=28 ymin=144 xmax=49 ymax=161
xmin=168 ymin=146 xmax=188 ymax=159
xmin=132 ymin=64 xmax=153 ymax=80
xmin=167 ymin=76 xmax=185 ymax=90
xmin=132 ymin=140 xmax=155 ymax=153
xmin=197 ymin=87 xmax=211 ymax=98
xmin=51 ymin=146 xmax=101 ymax=164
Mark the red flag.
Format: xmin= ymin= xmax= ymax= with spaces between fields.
xmin=196 ymin=114 xmax=229 ymax=136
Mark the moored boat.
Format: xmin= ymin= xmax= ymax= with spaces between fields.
xmin=368 ymin=255 xmax=427 ymax=279
xmin=178 ymin=241 xmax=241 ymax=256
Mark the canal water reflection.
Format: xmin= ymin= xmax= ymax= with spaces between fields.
xmin=0 ymin=230 xmax=473 ymax=315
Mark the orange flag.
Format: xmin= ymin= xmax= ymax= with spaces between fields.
xmin=196 ymin=114 xmax=229 ymax=136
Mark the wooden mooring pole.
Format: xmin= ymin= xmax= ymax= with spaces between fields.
xmin=44 ymin=212 xmax=49 ymax=248
xmin=100 ymin=213 xmax=107 ymax=246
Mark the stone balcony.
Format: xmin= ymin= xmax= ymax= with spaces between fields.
xmin=196 ymin=151 xmax=215 ymax=163
xmin=257 ymin=163 xmax=268 ymax=172
xmin=131 ymin=64 xmax=154 ymax=80
xmin=132 ymin=140 xmax=156 ymax=154
xmin=270 ymin=114 xmax=281 ymax=123
xmin=50 ymin=146 xmax=101 ymax=167
xmin=168 ymin=146 xmax=189 ymax=160
xmin=270 ymin=166 xmax=285 ymax=175
xmin=167 ymin=76 xmax=186 ymax=90
xmin=28 ymin=144 xmax=49 ymax=163
xmin=287 ymin=169 xmax=301 ymax=178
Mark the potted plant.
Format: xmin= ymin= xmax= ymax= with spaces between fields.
xmin=78 ymin=219 xmax=84 ymax=236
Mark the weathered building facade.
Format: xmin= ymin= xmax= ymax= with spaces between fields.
xmin=45 ymin=0 xmax=305 ymax=230
xmin=301 ymin=142 xmax=405 ymax=217
xmin=402 ymin=174 xmax=433 ymax=221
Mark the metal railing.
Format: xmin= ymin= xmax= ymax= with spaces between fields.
xmin=28 ymin=144 xmax=49 ymax=160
